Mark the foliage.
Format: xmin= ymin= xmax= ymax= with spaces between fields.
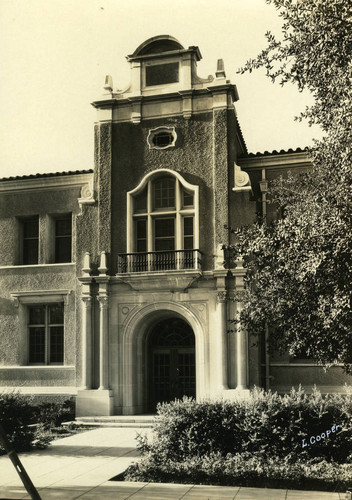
xmin=0 ymin=392 xmax=35 ymax=453
xmin=0 ymin=392 xmax=76 ymax=454
xmin=228 ymin=0 xmax=352 ymax=371
xmin=125 ymin=389 xmax=352 ymax=490
xmin=130 ymin=387 xmax=351 ymax=463
xmin=238 ymin=0 xmax=352 ymax=134
xmin=32 ymin=399 xmax=75 ymax=430
xmin=126 ymin=453 xmax=352 ymax=491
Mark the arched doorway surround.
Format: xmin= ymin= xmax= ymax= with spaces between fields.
xmin=121 ymin=302 xmax=207 ymax=415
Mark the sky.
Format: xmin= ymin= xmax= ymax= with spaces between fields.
xmin=0 ymin=0 xmax=323 ymax=178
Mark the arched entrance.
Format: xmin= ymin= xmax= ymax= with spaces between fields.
xmin=148 ymin=318 xmax=195 ymax=410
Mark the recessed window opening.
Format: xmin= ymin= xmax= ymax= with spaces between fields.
xmin=152 ymin=132 xmax=173 ymax=148
xmin=154 ymin=217 xmax=175 ymax=251
xmin=145 ymin=62 xmax=179 ymax=86
xmin=154 ymin=178 xmax=175 ymax=209
xmin=147 ymin=127 xmax=177 ymax=150
xmin=54 ymin=214 xmax=72 ymax=263
xmin=28 ymin=303 xmax=64 ymax=364
xmin=23 ymin=217 xmax=39 ymax=265
xmin=125 ymin=170 xmax=199 ymax=272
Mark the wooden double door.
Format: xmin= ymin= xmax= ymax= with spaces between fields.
xmin=149 ymin=318 xmax=195 ymax=409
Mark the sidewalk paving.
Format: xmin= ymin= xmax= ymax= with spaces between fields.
xmin=0 ymin=428 xmax=345 ymax=499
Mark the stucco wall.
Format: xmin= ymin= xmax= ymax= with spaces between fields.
xmin=0 ymin=188 xmax=81 ymax=266
xmin=0 ymin=265 xmax=76 ymax=386
xmin=104 ymin=110 xmax=236 ymax=273
xmin=0 ymin=186 xmax=83 ymax=387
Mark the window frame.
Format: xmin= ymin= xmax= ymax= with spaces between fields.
xmin=142 ymin=57 xmax=180 ymax=91
xmin=53 ymin=213 xmax=72 ymax=263
xmin=147 ymin=127 xmax=177 ymax=150
xmin=10 ymin=290 xmax=70 ymax=365
xmin=19 ymin=216 xmax=39 ymax=265
xmin=27 ymin=303 xmax=64 ymax=365
xmin=127 ymin=169 xmax=199 ymax=254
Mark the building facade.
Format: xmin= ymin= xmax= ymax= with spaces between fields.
xmin=0 ymin=36 xmax=350 ymax=416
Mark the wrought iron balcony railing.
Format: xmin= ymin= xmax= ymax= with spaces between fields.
xmin=117 ymin=249 xmax=202 ymax=273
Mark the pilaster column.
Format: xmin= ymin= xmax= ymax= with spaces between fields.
xmin=98 ymin=295 xmax=109 ymax=390
xmin=81 ymin=296 xmax=92 ymax=390
xmin=217 ymin=291 xmax=229 ymax=391
xmin=235 ymin=300 xmax=249 ymax=390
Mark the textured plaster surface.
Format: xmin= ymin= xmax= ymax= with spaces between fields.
xmin=0 ymin=266 xmax=76 ymax=376
xmin=97 ymin=122 xmax=112 ymax=255
xmin=0 ymin=188 xmax=81 ymax=266
xmin=270 ymin=365 xmax=352 ymax=387
xmin=110 ymin=111 xmax=236 ymax=272
xmin=0 ymin=367 xmax=76 ymax=386
xmin=0 ymin=185 xmax=80 ymax=386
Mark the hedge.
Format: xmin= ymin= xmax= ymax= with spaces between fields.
xmin=0 ymin=391 xmax=75 ymax=454
xmin=126 ymin=453 xmax=352 ymax=491
xmin=125 ymin=386 xmax=352 ymax=490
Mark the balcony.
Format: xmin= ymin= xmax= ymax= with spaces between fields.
xmin=117 ymin=249 xmax=202 ymax=273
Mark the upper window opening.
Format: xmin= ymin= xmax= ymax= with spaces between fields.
xmin=153 ymin=132 xmax=173 ymax=148
xmin=153 ymin=178 xmax=175 ymax=209
xmin=154 ymin=217 xmax=175 ymax=251
xmin=147 ymin=127 xmax=177 ymax=150
xmin=135 ymin=187 xmax=147 ymax=212
xmin=23 ymin=217 xmax=39 ymax=265
xmin=126 ymin=169 xmax=199 ymax=268
xmin=54 ymin=214 xmax=72 ymax=263
xmin=146 ymin=62 xmax=179 ymax=86
xmin=183 ymin=190 xmax=194 ymax=207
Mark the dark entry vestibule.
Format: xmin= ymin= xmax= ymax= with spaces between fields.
xmin=149 ymin=318 xmax=196 ymax=409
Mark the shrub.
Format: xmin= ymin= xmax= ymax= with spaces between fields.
xmin=125 ymin=453 xmax=352 ymax=491
xmin=125 ymin=386 xmax=352 ymax=488
xmin=0 ymin=391 xmax=35 ymax=453
xmin=0 ymin=393 xmax=75 ymax=454
xmin=138 ymin=386 xmax=351 ymax=464
xmin=32 ymin=399 xmax=75 ymax=430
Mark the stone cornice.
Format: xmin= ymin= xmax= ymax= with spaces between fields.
xmin=127 ymin=46 xmax=202 ymax=63
xmin=10 ymin=289 xmax=72 ymax=306
xmin=0 ymin=172 xmax=93 ymax=194
xmin=92 ymin=84 xmax=238 ymax=110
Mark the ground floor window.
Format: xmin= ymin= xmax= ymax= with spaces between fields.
xmin=28 ymin=303 xmax=64 ymax=364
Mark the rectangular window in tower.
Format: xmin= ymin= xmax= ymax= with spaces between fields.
xmin=54 ymin=215 xmax=72 ymax=263
xmin=145 ymin=62 xmax=179 ymax=87
xmin=23 ymin=217 xmax=39 ymax=265
xmin=154 ymin=217 xmax=175 ymax=251
xmin=28 ymin=303 xmax=64 ymax=364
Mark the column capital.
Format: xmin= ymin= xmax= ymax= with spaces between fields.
xmin=82 ymin=296 xmax=92 ymax=308
xmin=217 ymin=291 xmax=227 ymax=303
xmin=97 ymin=295 xmax=109 ymax=309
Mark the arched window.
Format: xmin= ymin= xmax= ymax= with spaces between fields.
xmin=125 ymin=169 xmax=199 ymax=271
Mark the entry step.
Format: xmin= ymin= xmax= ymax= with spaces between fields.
xmin=74 ymin=415 xmax=155 ymax=428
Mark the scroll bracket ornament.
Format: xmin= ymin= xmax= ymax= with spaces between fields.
xmin=78 ymin=180 xmax=95 ymax=205
xmin=232 ymin=163 xmax=252 ymax=192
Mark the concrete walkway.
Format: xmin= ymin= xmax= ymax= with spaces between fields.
xmin=0 ymin=428 xmax=345 ymax=499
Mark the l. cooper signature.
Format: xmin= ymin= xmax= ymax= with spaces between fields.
xmin=302 ymin=424 xmax=341 ymax=448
